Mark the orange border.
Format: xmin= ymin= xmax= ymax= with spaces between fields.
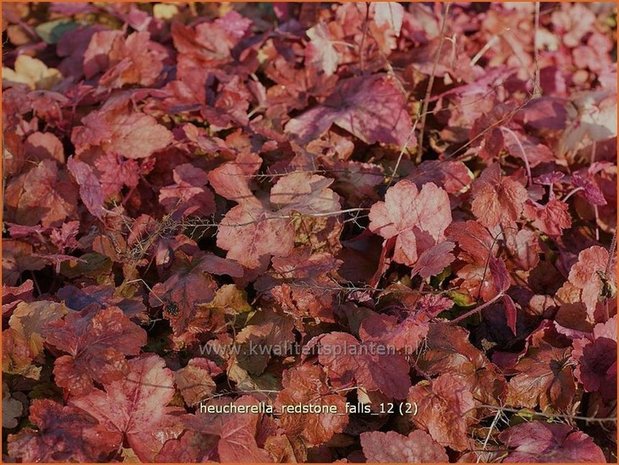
xmin=0 ymin=1 xmax=617 ymax=465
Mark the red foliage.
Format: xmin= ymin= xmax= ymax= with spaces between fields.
xmin=2 ymin=2 xmax=616 ymax=463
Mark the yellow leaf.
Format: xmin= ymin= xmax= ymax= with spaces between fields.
xmin=153 ymin=3 xmax=179 ymax=20
xmin=2 ymin=55 xmax=62 ymax=90
xmin=9 ymin=301 xmax=68 ymax=358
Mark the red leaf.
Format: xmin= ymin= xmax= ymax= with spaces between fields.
xmin=207 ymin=152 xmax=262 ymax=202
xmin=446 ymin=220 xmax=497 ymax=265
xmin=69 ymin=355 xmax=184 ymax=462
xmin=556 ymin=245 xmax=613 ymax=320
xmin=4 ymin=159 xmax=78 ymax=227
xmin=187 ymin=396 xmax=273 ymax=462
xmin=471 ymin=163 xmax=528 ymax=228
xmin=24 ymin=131 xmax=65 ymax=164
xmin=506 ymin=340 xmax=575 ymax=411
xmin=44 ymin=306 xmax=147 ymax=396
xmin=175 ymin=358 xmax=217 ymax=407
xmin=503 ymin=294 xmax=518 ymax=335
xmin=2 ymin=240 xmax=46 ymax=286
xmin=7 ymin=399 xmax=117 ymax=462
xmin=67 ymin=157 xmax=105 ymax=219
xmin=83 ymin=30 xmax=123 ymax=78
xmin=72 ymin=95 xmax=173 ymax=159
xmin=407 ymin=373 xmax=477 ymax=451
xmin=94 ymin=152 xmax=141 ymax=198
xmin=523 ymin=199 xmax=572 ymax=236
xmin=411 ymin=241 xmax=456 ymax=278
xmin=312 ymin=331 xmax=411 ymax=399
xmin=276 ymin=364 xmax=348 ymax=446
xmin=84 ymin=31 xmax=167 ymax=88
xmin=573 ymin=336 xmax=617 ymax=401
xmin=159 ymin=163 xmax=216 ymax=217
xmin=360 ymin=430 xmax=448 ymax=463
xmin=2 ymin=279 xmax=34 ymax=316
xmin=286 ymin=74 xmax=413 ymax=146
xmin=408 ymin=160 xmax=473 ymax=195
xmin=572 ymin=316 xmax=617 ymax=401
xmin=572 ymin=173 xmax=607 ymax=206
xmin=504 ymin=228 xmax=541 ymax=270
xmin=359 ymin=309 xmax=434 ymax=354
xmin=447 ymin=220 xmax=511 ymax=302
xmin=417 ymin=323 xmax=506 ymax=407
xmin=217 ymin=199 xmax=295 ymax=269
xmin=305 ymin=23 xmax=340 ymax=76
xmin=270 ymin=172 xmax=341 ymax=215
xmin=499 ymin=422 xmax=606 ymax=463
xmin=149 ymin=252 xmax=243 ymax=336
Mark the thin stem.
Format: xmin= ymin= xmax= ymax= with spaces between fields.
xmin=387 ymin=120 xmax=419 ymax=188
xmin=501 ymin=126 xmax=532 ymax=187
xmin=591 ymin=141 xmax=600 ymax=241
xmin=416 ymin=2 xmax=451 ymax=163
xmin=359 ymin=2 xmax=370 ymax=73
xmin=271 ymin=208 xmax=370 ymax=220
xmin=448 ymin=292 xmax=504 ymax=325
xmin=533 ymin=2 xmax=541 ymax=97
xmin=478 ymin=408 xmax=504 ymax=463
xmin=476 ymin=404 xmax=617 ymax=423
xmin=563 ymin=186 xmax=584 ymax=202
xmin=605 ymin=228 xmax=617 ymax=277
xmin=470 ymin=35 xmax=499 ymax=66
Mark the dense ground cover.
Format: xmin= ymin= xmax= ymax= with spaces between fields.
xmin=2 ymin=2 xmax=617 ymax=462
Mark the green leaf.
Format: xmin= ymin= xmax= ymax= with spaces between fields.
xmin=447 ymin=290 xmax=476 ymax=308
xmin=60 ymin=252 xmax=112 ymax=279
xmin=35 ymin=19 xmax=78 ymax=44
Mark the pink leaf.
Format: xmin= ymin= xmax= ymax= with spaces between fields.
xmin=67 ymin=157 xmax=105 ymax=219
xmin=286 ymin=74 xmax=413 ymax=146
xmin=369 ymin=180 xmax=452 ymax=266
xmin=499 ymin=422 xmax=606 ymax=462
xmin=471 ymin=164 xmax=528 ymax=228
xmin=313 ymin=331 xmax=411 ymax=399
xmin=503 ymin=294 xmax=518 ymax=335
xmin=361 ymin=430 xmax=448 ymax=463
xmin=72 ymin=95 xmax=173 ymax=159
xmin=69 ymin=355 xmax=184 ymax=462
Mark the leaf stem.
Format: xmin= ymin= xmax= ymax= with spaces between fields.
xmin=605 ymin=228 xmax=617 ymax=277
xmin=563 ymin=186 xmax=584 ymax=202
xmin=448 ymin=292 xmax=504 ymax=324
xmin=500 ymin=126 xmax=532 ymax=187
